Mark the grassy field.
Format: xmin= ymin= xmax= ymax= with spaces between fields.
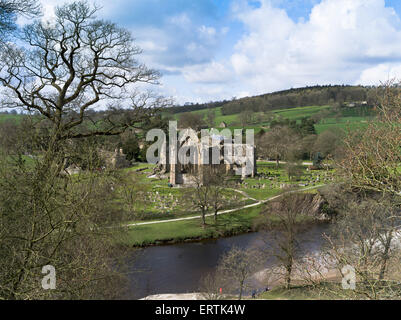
xmin=315 ymin=117 xmax=370 ymax=134
xmin=120 ymin=162 xmax=331 ymax=246
xmin=119 ymin=162 xmax=332 ymax=220
xmin=273 ymin=105 xmax=330 ymax=120
xmin=117 ymin=164 xmax=252 ymax=221
xmin=0 ymin=113 xmax=23 ymax=123
xmin=122 ymin=205 xmax=263 ymax=246
xmin=240 ymin=162 xmax=332 ymax=200
xmin=172 ymin=104 xmax=375 ymax=134
xmin=121 ymin=203 xmax=317 ymax=247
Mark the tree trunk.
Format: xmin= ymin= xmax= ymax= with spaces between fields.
xmin=285 ymin=254 xmax=293 ymax=290
xmin=285 ymin=265 xmax=292 ymax=290
xmin=239 ymin=281 xmax=244 ymax=300
xmin=379 ymin=233 xmax=393 ymax=280
xmin=201 ymin=209 xmax=206 ymax=227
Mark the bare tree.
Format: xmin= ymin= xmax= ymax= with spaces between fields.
xmin=0 ymin=136 xmax=131 ymax=299
xmin=313 ymin=129 xmax=342 ymax=159
xmin=188 ymin=167 xmax=231 ymax=226
xmin=257 ymin=126 xmax=301 ymax=166
xmin=0 ymin=0 xmax=41 ymax=41
xmin=178 ymin=112 xmax=206 ymax=131
xmin=217 ymin=246 xmax=263 ymax=300
xmin=338 ymin=82 xmax=401 ymax=195
xmin=0 ymin=118 xmax=20 ymax=152
xmin=0 ymin=0 xmax=39 ymax=16
xmin=0 ymin=1 xmax=164 ymax=300
xmin=198 ymin=272 xmax=225 ymax=300
xmin=239 ymin=110 xmax=253 ymax=127
xmin=322 ymin=197 xmax=401 ymax=299
xmin=0 ymin=1 xmax=167 ymax=151
xmin=262 ymin=192 xmax=313 ymax=289
xmin=188 ymin=168 xmax=211 ymax=227
xmin=206 ymin=168 xmax=231 ymax=222
xmin=206 ymin=109 xmax=215 ymax=128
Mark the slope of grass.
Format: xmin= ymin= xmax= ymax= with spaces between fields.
xmin=0 ymin=113 xmax=24 ymax=123
xmin=121 ymin=203 xmax=317 ymax=247
xmin=122 ymin=205 xmax=263 ymax=246
xmin=273 ymin=105 xmax=330 ymax=120
xmin=171 ymin=104 xmax=373 ymax=135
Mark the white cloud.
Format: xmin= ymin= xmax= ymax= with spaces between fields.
xmin=198 ymin=25 xmax=217 ymax=39
xmin=221 ymin=27 xmax=230 ymax=35
xmin=136 ymin=40 xmax=168 ymax=53
xmin=23 ymin=0 xmax=401 ymax=103
xmin=183 ymin=61 xmax=234 ymax=83
xmin=168 ymin=13 xmax=191 ymax=28
xmin=225 ymin=0 xmax=401 ymax=96
xmin=357 ymin=63 xmax=401 ymax=85
xmin=172 ymin=0 xmax=401 ymax=102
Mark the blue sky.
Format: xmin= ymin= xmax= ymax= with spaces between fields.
xmin=40 ymin=0 xmax=401 ymax=104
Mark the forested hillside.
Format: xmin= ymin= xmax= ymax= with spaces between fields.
xmin=168 ymin=85 xmax=376 ymax=116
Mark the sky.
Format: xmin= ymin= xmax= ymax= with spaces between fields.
xmin=35 ymin=0 xmax=401 ymax=104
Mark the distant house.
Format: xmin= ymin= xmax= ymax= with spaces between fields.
xmin=219 ymin=121 xmax=227 ymax=128
xmin=344 ymin=101 xmax=368 ymax=108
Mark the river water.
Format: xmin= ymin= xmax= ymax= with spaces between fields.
xmin=125 ymin=223 xmax=331 ymax=299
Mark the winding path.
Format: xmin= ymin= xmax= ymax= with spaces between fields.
xmin=125 ymin=184 xmax=325 ymax=228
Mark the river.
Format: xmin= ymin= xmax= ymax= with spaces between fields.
xmin=125 ymin=223 xmax=331 ymax=299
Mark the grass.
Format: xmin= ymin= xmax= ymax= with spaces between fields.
xmin=0 ymin=113 xmax=24 ymax=123
xmin=122 ymin=205 xmax=263 ymax=246
xmin=116 ymin=163 xmax=252 ymax=221
xmin=112 ymin=158 xmax=334 ymax=247
xmin=119 ymin=161 xmax=332 ymax=220
xmin=273 ymin=105 xmax=330 ymax=120
xmin=316 ymin=122 xmax=365 ymax=134
xmin=120 ymin=167 xmax=326 ymax=247
xmin=240 ymin=162 xmax=332 ymax=200
xmin=257 ymin=283 xmax=341 ymax=300
xmin=122 ymin=202 xmax=317 ymax=247
xmin=172 ymin=104 xmax=374 ymax=135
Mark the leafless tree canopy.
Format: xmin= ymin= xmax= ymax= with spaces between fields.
xmin=262 ymin=192 xmax=314 ymax=289
xmin=0 ymin=0 xmax=40 ymax=16
xmin=0 ymin=1 xmax=165 ymax=140
xmin=339 ymin=82 xmax=401 ymax=195
xmin=0 ymin=0 xmax=41 ymax=40
xmin=0 ymin=141 xmax=131 ymax=300
xmin=0 ymin=1 xmax=164 ymax=300
xmin=217 ymin=246 xmax=263 ymax=300
xmin=257 ymin=126 xmax=302 ymax=166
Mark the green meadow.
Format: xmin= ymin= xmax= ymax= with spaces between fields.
xmin=171 ymin=104 xmax=374 ymax=134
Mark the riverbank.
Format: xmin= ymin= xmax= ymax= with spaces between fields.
xmin=121 ymin=184 xmax=326 ymax=247
xmin=140 ymin=268 xmax=342 ymax=300
xmin=121 ymin=204 xmax=322 ymax=247
xmin=125 ymin=222 xmax=331 ymax=299
xmin=123 ymin=205 xmax=263 ymax=247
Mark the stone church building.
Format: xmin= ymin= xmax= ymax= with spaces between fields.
xmin=157 ymin=131 xmax=256 ymax=186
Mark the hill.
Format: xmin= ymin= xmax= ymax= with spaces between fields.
xmin=167 ymin=85 xmax=375 ymax=115
xmin=173 ymin=103 xmax=375 ymax=134
xmin=168 ymin=85 xmax=377 ymax=134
